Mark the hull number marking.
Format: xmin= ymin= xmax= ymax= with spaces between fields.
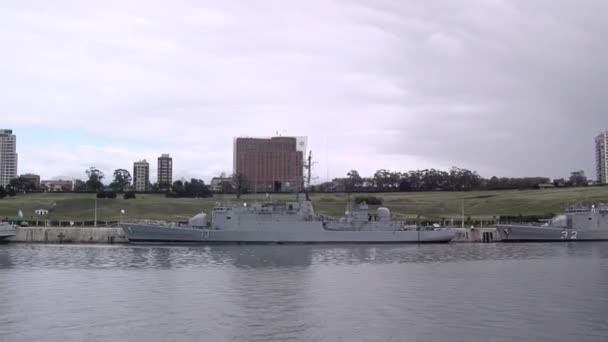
xmin=202 ymin=231 xmax=210 ymax=238
xmin=561 ymin=231 xmax=578 ymax=240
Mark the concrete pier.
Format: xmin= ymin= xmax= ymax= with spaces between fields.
xmin=7 ymin=227 xmax=128 ymax=244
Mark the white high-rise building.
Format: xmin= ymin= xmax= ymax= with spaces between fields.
xmin=0 ymin=129 xmax=18 ymax=187
xmin=133 ymin=159 xmax=150 ymax=192
xmin=596 ymin=130 xmax=608 ymax=184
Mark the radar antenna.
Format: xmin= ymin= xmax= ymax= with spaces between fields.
xmin=304 ymin=151 xmax=315 ymax=200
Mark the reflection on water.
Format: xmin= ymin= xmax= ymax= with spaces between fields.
xmin=1 ymin=243 xmax=608 ymax=342
xmin=1 ymin=242 xmax=608 ymax=270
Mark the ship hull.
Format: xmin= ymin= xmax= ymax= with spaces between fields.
xmin=121 ymin=223 xmax=455 ymax=244
xmin=0 ymin=225 xmax=16 ymax=241
xmin=495 ymin=224 xmax=608 ymax=242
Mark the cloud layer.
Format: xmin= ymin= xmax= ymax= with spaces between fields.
xmin=2 ymin=0 xmax=606 ymax=182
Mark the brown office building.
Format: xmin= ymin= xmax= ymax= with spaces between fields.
xmin=233 ymin=136 xmax=306 ymax=192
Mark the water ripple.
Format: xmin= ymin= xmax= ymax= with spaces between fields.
xmin=1 ymin=242 xmax=608 ymax=341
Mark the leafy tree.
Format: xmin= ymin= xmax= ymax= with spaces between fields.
xmin=373 ymin=169 xmax=400 ymax=191
xmin=0 ymin=186 xmax=6 ymax=199
xmin=316 ymin=166 xmax=552 ymax=193
xmin=220 ymin=181 xmax=234 ymax=193
xmin=346 ymin=170 xmax=362 ymax=192
xmin=166 ymin=180 xmax=185 ymax=198
xmin=95 ymin=190 xmax=117 ymax=199
xmin=185 ymin=179 xmax=212 ymax=198
xmin=111 ymin=169 xmax=132 ymax=192
xmin=8 ymin=178 xmax=24 ymax=193
xmin=316 ymin=181 xmax=337 ymax=192
xmin=487 ymin=176 xmax=500 ymax=190
xmin=171 ymin=180 xmax=184 ymax=194
xmin=485 ymin=176 xmax=550 ymax=190
xmin=166 ymin=179 xmax=212 ymax=198
xmin=355 ymin=196 xmax=383 ymax=205
xmin=398 ymin=175 xmax=411 ymax=191
xmin=85 ymin=167 xmax=105 ymax=191
xmin=157 ymin=181 xmax=172 ymax=191
xmin=9 ymin=176 xmax=38 ymax=193
xmin=7 ymin=187 xmax=17 ymax=197
xmin=233 ymin=173 xmax=249 ymax=199
xmin=73 ymin=179 xmax=87 ymax=191
xmin=124 ymin=191 xmax=136 ymax=199
xmin=569 ymin=170 xmax=587 ymax=187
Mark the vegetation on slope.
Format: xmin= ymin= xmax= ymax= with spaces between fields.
xmin=1 ymin=187 xmax=607 ymax=222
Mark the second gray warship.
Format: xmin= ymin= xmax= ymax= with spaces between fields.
xmin=0 ymin=222 xmax=16 ymax=241
xmin=495 ymin=203 xmax=608 ymax=242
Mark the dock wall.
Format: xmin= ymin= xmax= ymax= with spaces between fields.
xmin=6 ymin=227 xmax=499 ymax=244
xmin=7 ymin=227 xmax=128 ymax=244
xmin=452 ymin=227 xmax=499 ymax=243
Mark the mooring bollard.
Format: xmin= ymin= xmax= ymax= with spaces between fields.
xmin=57 ymin=232 xmax=65 ymax=244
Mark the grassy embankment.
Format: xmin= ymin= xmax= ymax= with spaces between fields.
xmin=1 ymin=186 xmax=607 ymax=222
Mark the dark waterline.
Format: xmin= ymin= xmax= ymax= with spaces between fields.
xmin=1 ymin=243 xmax=608 ymax=342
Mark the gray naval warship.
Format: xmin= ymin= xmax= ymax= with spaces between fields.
xmin=495 ymin=203 xmax=608 ymax=242
xmin=121 ymin=194 xmax=455 ymax=244
xmin=0 ymin=222 xmax=17 ymax=241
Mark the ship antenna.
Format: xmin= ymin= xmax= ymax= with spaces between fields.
xmin=304 ymin=151 xmax=313 ymax=201
xmin=254 ymin=158 xmax=258 ymax=203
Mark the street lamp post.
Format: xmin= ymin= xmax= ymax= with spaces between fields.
xmin=461 ymin=199 xmax=465 ymax=228
xmin=94 ymin=197 xmax=97 ymax=227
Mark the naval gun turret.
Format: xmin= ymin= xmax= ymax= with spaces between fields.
xmin=376 ymin=207 xmax=391 ymax=222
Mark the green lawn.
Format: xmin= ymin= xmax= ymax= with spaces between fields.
xmin=1 ymin=187 xmax=607 ymax=222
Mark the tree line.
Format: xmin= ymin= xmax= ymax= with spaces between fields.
xmin=82 ymin=167 xmax=212 ymax=198
xmin=0 ymin=165 xmax=595 ymax=200
xmin=0 ymin=167 xmax=212 ymax=199
xmin=310 ymin=168 xmax=592 ymax=192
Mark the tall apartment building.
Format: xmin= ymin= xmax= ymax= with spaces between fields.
xmin=596 ymin=130 xmax=608 ymax=184
xmin=233 ymin=136 xmax=306 ymax=192
xmin=0 ymin=129 xmax=18 ymax=187
xmin=157 ymin=153 xmax=173 ymax=188
xmin=133 ymin=160 xmax=150 ymax=192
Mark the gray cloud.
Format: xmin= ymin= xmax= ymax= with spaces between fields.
xmin=350 ymin=0 xmax=608 ymax=177
xmin=1 ymin=0 xmax=606 ymax=181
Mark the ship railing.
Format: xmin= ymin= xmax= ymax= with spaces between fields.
xmin=496 ymin=221 xmax=542 ymax=226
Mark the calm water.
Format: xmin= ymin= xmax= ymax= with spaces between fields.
xmin=1 ymin=243 xmax=608 ymax=342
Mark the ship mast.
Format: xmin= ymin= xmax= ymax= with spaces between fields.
xmin=304 ymin=150 xmax=313 ymax=201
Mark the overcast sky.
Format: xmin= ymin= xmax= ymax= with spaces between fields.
xmin=2 ymin=0 xmax=606 ymax=183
